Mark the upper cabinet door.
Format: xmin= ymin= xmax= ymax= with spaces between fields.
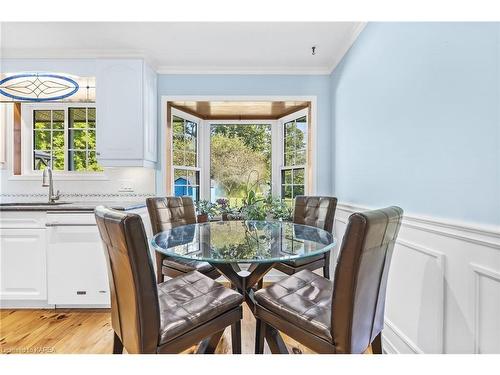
xmin=96 ymin=59 xmax=144 ymax=163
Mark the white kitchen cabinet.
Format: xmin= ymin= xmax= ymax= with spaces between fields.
xmin=0 ymin=208 xmax=153 ymax=308
xmin=46 ymin=213 xmax=110 ymax=306
xmin=96 ymin=59 xmax=157 ymax=168
xmin=0 ymin=229 xmax=47 ymax=300
xmin=143 ymin=63 xmax=158 ymax=163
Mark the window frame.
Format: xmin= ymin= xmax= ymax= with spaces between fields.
xmin=164 ymin=102 xmax=313 ymax=203
xmin=279 ymin=108 xmax=309 ymax=202
xmin=17 ymin=102 xmax=105 ymax=180
xmin=170 ymin=108 xmax=201 ymax=201
xmin=67 ymin=107 xmax=98 ymax=172
xmin=205 ymin=119 xmax=277 ymax=202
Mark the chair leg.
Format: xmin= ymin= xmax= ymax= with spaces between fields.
xmin=196 ymin=330 xmax=225 ymax=354
xmin=113 ymin=332 xmax=123 ymax=354
xmin=231 ymin=320 xmax=242 ymax=354
xmin=371 ymin=332 xmax=383 ymax=354
xmin=322 ymin=264 xmax=330 ymax=279
xmin=155 ymin=253 xmax=164 ymax=284
xmin=265 ymin=325 xmax=289 ymax=354
xmin=255 ymin=318 xmax=266 ymax=354
xmin=323 ymin=252 xmax=331 ymax=279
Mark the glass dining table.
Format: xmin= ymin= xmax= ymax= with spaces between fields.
xmin=151 ymin=220 xmax=337 ymax=353
xmin=151 ymin=220 xmax=336 ymax=309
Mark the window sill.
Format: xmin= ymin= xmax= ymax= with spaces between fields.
xmin=8 ymin=173 xmax=110 ymax=181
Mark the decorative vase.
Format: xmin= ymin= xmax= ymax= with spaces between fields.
xmin=197 ymin=214 xmax=209 ymax=223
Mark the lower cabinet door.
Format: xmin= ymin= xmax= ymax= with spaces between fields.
xmin=47 ymin=222 xmax=110 ymax=305
xmin=0 ymin=229 xmax=47 ymax=300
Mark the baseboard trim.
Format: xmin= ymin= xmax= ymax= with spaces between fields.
xmin=1 ymin=300 xmax=55 ymax=309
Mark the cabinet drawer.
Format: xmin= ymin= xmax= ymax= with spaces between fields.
xmin=0 ymin=211 xmax=46 ymax=228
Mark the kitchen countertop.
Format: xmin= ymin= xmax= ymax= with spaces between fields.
xmin=0 ymin=200 xmax=147 ymax=212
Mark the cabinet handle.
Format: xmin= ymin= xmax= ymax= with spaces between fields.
xmin=46 ymin=223 xmax=97 ymax=227
xmin=76 ymin=291 xmax=87 ymax=295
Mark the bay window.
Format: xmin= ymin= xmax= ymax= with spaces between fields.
xmin=168 ymin=107 xmax=310 ymax=205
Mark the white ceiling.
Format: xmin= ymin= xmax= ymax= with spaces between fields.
xmin=0 ymin=22 xmax=365 ymax=74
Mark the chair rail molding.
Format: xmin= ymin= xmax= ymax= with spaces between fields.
xmin=334 ymin=202 xmax=500 ymax=354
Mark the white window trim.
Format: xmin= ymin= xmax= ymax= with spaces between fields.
xmin=160 ymin=95 xmax=318 ymax=197
xmin=278 ymin=108 xmax=309 ymax=197
xmin=170 ymin=108 xmax=202 ymax=198
xmin=14 ymin=102 xmax=108 ymax=181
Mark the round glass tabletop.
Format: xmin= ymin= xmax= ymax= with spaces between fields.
xmin=151 ymin=220 xmax=336 ymax=264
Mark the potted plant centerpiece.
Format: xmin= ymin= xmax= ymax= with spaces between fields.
xmin=240 ymin=191 xmax=293 ymax=222
xmin=195 ymin=200 xmax=217 ymax=223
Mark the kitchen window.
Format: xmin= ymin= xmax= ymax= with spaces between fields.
xmin=29 ymin=103 xmax=102 ymax=173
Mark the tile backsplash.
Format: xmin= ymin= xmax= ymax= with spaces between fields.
xmin=0 ymin=167 xmax=156 ymax=197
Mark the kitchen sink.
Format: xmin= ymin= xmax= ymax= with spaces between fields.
xmin=0 ymin=202 xmax=71 ymax=206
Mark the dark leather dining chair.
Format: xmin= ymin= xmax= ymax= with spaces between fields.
xmin=146 ymin=197 xmax=220 ymax=283
xmin=95 ymin=206 xmax=244 ymax=354
xmin=254 ymin=206 xmax=403 ymax=354
xmin=273 ymin=196 xmax=337 ymax=279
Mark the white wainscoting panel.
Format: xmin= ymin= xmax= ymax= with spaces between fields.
xmin=335 ymin=203 xmax=500 ymax=354
xmin=471 ymin=264 xmax=500 ymax=353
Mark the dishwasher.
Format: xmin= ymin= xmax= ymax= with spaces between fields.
xmin=46 ymin=212 xmax=110 ymax=306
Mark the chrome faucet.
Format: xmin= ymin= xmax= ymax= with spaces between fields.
xmin=42 ymin=166 xmax=61 ymax=203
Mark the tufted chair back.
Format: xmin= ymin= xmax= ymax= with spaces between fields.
xmin=146 ymin=196 xmax=197 ymax=235
xmin=293 ymin=196 xmax=337 ymax=233
xmin=95 ymin=206 xmax=160 ymax=354
xmin=331 ymin=206 xmax=403 ymax=353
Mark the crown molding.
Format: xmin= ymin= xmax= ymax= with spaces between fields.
xmin=1 ymin=49 xmax=159 ymax=71
xmin=327 ymin=22 xmax=367 ymax=74
xmin=155 ymin=66 xmax=331 ymax=75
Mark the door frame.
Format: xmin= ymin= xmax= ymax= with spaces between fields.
xmin=159 ymin=95 xmax=318 ymax=197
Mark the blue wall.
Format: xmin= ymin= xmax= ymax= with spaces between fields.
xmin=331 ymin=23 xmax=500 ymax=225
xmin=157 ymin=74 xmax=332 ymax=194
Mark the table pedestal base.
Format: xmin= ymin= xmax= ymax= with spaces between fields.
xmin=211 ymin=262 xmax=289 ymax=354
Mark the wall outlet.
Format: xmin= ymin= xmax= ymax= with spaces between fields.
xmin=118 ymin=179 xmax=134 ymax=193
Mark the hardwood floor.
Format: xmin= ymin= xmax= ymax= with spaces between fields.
xmin=0 ymin=304 xmax=319 ymax=354
xmin=1 ymin=305 xmax=373 ymax=354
